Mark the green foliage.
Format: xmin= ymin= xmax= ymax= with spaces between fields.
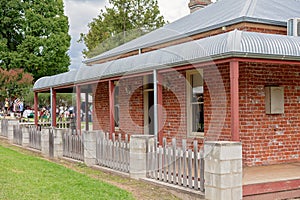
xmin=0 ymin=0 xmax=70 ymax=81
xmin=80 ymin=0 xmax=165 ymax=57
xmin=0 ymin=68 xmax=33 ymax=101
xmin=0 ymin=145 xmax=134 ymax=200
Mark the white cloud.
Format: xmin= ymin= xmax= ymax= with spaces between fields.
xmin=158 ymin=0 xmax=190 ymax=22
xmin=64 ymin=0 xmax=107 ymax=69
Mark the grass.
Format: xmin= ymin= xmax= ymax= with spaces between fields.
xmin=0 ymin=145 xmax=134 ymax=200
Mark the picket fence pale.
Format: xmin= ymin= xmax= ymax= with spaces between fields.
xmin=13 ymin=125 xmax=22 ymax=146
xmin=96 ymin=133 xmax=130 ymax=173
xmin=62 ymin=132 xmax=84 ymax=161
xmin=147 ymin=138 xmax=205 ymax=192
xmin=1 ymin=119 xmax=8 ymax=137
xmin=29 ymin=125 xmax=42 ymax=151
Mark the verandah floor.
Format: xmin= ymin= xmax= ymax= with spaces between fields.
xmin=243 ymin=162 xmax=300 ymax=199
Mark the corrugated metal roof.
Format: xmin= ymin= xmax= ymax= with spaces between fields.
xmin=84 ymin=0 xmax=300 ymax=64
xmin=33 ymin=30 xmax=300 ymax=91
xmin=34 ymin=70 xmax=78 ymax=90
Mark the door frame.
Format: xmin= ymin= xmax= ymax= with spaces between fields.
xmin=143 ymin=75 xmax=154 ymax=135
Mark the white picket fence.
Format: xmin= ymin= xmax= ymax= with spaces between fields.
xmin=147 ymin=138 xmax=205 ymax=192
xmin=96 ymin=132 xmax=130 ymax=173
xmin=62 ymin=131 xmax=84 ymax=161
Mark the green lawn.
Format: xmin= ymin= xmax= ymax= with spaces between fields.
xmin=0 ymin=145 xmax=134 ymax=200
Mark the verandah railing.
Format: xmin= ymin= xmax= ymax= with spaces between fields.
xmin=38 ymin=121 xmax=70 ymax=129
xmin=147 ymin=138 xmax=205 ymax=192
xmin=96 ymin=133 xmax=130 ymax=173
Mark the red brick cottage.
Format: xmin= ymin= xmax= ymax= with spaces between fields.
xmin=33 ymin=0 xmax=300 ymax=167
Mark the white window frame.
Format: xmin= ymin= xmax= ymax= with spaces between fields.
xmin=186 ymin=69 xmax=204 ymax=138
xmin=114 ymin=81 xmax=120 ymax=130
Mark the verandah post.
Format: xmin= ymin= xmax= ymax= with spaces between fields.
xmin=76 ymin=85 xmax=81 ymax=134
xmin=108 ymin=80 xmax=115 ymax=135
xmin=34 ymin=92 xmax=39 ymax=126
xmin=153 ymin=69 xmax=163 ymax=145
xmin=51 ymin=88 xmax=57 ymax=127
xmin=230 ymin=60 xmax=240 ymax=141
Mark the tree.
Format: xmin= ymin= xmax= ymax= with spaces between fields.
xmin=0 ymin=68 xmax=33 ymax=102
xmin=0 ymin=0 xmax=70 ymax=81
xmin=80 ymin=0 xmax=165 ymax=58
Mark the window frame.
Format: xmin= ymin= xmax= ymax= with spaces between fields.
xmin=114 ymin=81 xmax=120 ymax=130
xmin=186 ymin=69 xmax=204 ymax=138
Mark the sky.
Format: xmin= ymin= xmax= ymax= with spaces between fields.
xmin=63 ymin=0 xmax=191 ymax=70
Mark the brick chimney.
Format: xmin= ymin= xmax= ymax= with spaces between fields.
xmin=188 ymin=0 xmax=212 ymax=13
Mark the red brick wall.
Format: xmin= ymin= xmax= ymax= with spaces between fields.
xmin=239 ymin=62 xmax=300 ymax=166
xmin=118 ymin=77 xmax=144 ymax=135
xmin=161 ymin=71 xmax=187 ymax=146
xmin=203 ymin=64 xmax=231 ymax=142
xmin=160 ymin=65 xmax=232 ymax=147
xmin=92 ymin=77 xmax=145 ymax=135
xmin=235 ymin=23 xmax=286 ymax=35
xmin=93 ymin=82 xmax=110 ymax=132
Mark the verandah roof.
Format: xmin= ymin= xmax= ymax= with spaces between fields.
xmin=33 ymin=30 xmax=300 ymax=91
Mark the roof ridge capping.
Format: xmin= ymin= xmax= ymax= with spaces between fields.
xmin=239 ymin=0 xmax=257 ymax=16
xmin=227 ymin=29 xmax=243 ymax=52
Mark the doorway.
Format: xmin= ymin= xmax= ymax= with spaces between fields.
xmin=144 ymin=75 xmax=154 ymax=135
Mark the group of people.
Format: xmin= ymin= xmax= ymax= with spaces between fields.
xmin=1 ymin=98 xmax=92 ymax=127
xmin=37 ymin=105 xmax=77 ymax=122
xmin=1 ymin=98 xmax=27 ymax=118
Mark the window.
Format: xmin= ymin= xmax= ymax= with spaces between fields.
xmin=187 ymin=70 xmax=204 ymax=137
xmin=114 ymin=81 xmax=119 ymax=128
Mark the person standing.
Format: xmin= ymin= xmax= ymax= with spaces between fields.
xmin=4 ymin=98 xmax=9 ymax=116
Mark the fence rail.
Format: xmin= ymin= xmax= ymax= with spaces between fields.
xmin=96 ymin=133 xmax=130 ymax=173
xmin=1 ymin=119 xmax=8 ymax=137
xmin=62 ymin=132 xmax=84 ymax=161
xmin=29 ymin=125 xmax=42 ymax=151
xmin=147 ymin=138 xmax=205 ymax=192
